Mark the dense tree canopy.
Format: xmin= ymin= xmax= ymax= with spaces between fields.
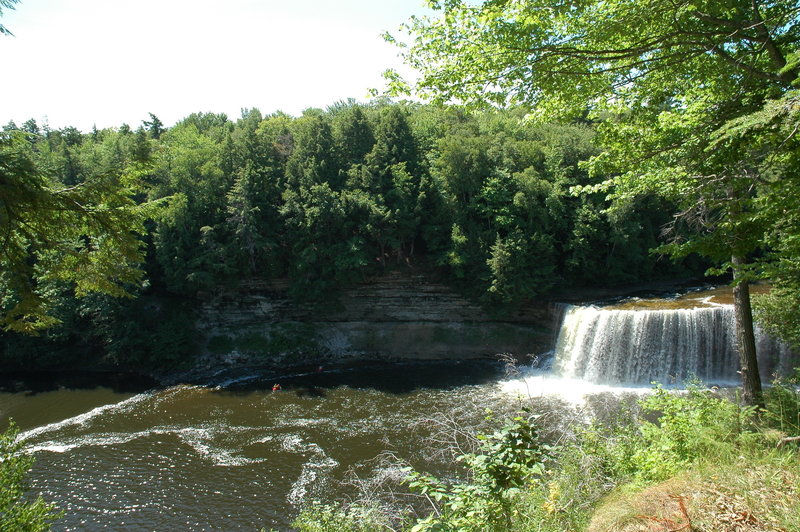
xmin=386 ymin=0 xmax=800 ymax=405
xmin=1 ymin=103 xmax=698 ymax=368
xmin=0 ymin=131 xmax=149 ymax=333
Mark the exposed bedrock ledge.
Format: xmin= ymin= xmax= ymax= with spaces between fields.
xmin=195 ymin=271 xmax=556 ymax=367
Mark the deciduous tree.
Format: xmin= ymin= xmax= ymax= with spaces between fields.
xmin=390 ymin=0 xmax=800 ymax=405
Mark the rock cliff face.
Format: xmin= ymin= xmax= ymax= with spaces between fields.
xmin=196 ymin=271 xmax=556 ymax=367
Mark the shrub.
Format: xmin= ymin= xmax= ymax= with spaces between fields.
xmin=405 ymin=413 xmax=552 ymax=531
xmin=0 ymin=421 xmax=62 ymax=531
xmin=629 ymin=385 xmax=753 ymax=481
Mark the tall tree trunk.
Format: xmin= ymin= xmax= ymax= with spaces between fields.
xmin=732 ymin=254 xmax=764 ymax=408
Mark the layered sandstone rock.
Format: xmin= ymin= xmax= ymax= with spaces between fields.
xmin=196 ymin=271 xmax=555 ymax=365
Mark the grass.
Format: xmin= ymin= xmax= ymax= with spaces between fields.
xmin=587 ymin=449 xmax=800 ymax=531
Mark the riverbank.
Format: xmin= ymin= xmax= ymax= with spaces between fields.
xmin=294 ymin=380 xmax=800 ymax=531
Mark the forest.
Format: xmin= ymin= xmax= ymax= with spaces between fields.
xmin=3 ymin=0 xmax=800 ymax=529
xmin=1 ymin=103 xmax=702 ymax=369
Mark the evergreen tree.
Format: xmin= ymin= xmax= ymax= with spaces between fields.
xmin=285 ymin=114 xmax=341 ymax=189
xmin=143 ymin=112 xmax=165 ymax=140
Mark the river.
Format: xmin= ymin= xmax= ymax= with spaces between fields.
xmin=4 ymin=287 xmax=796 ymax=530
xmin=2 ymin=361 xmax=540 ymax=531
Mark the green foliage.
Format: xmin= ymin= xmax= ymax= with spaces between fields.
xmin=0 ymin=421 xmax=62 ymax=531
xmin=286 ymin=114 xmax=340 ymax=189
xmin=143 ymin=113 xmax=165 ymax=140
xmin=207 ymin=324 xmax=318 ymax=361
xmin=262 ymin=323 xmax=318 ymax=358
xmin=0 ymin=292 xmax=197 ymax=371
xmin=224 ymin=162 xmax=281 ymax=277
xmin=391 ymin=0 xmax=798 ymax=113
xmin=437 ymin=111 xmax=683 ymax=299
xmin=753 ymin=288 xmax=800 ymax=350
xmin=405 ymin=413 xmax=551 ymax=531
xmin=633 ymin=386 xmax=753 ymax=481
xmin=486 ymin=230 xmax=555 ymax=304
xmin=747 ymin=94 xmax=800 ymax=349
xmin=293 ymin=503 xmax=392 ymax=532
xmin=763 ymin=369 xmax=800 ymax=436
xmin=280 ymin=183 xmax=370 ymax=298
xmin=576 ymin=386 xmax=755 ymax=485
xmin=89 ymin=295 xmax=198 ymax=368
xmin=332 ymin=104 xmax=374 ymax=167
xmin=0 ymin=131 xmax=150 ymax=333
xmin=3 ymin=102 xmax=707 ymax=368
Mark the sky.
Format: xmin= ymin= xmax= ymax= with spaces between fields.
xmin=0 ymin=0 xmax=431 ymax=132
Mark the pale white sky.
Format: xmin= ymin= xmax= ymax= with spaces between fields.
xmin=0 ymin=0 xmax=429 ymax=132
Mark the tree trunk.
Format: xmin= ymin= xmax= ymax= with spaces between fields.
xmin=732 ymin=255 xmax=764 ymax=408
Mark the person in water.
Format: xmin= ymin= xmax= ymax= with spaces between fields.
xmin=272 ymin=383 xmax=281 ymax=391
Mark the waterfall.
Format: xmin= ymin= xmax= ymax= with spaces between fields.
xmin=552 ymin=303 xmax=794 ymax=385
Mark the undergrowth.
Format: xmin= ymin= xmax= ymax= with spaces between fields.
xmin=293 ymin=376 xmax=800 ymax=531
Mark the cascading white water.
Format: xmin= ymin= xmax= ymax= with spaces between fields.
xmin=552 ymin=303 xmax=794 ymax=385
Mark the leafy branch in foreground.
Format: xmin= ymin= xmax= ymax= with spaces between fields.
xmin=0 ymin=421 xmax=62 ymax=531
xmin=0 ymin=131 xmax=158 ymax=333
xmin=0 ymin=0 xmax=20 ymax=37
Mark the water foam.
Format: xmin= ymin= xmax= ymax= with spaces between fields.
xmin=286 ymin=440 xmax=338 ymax=506
xmin=18 ymin=392 xmax=154 ymax=443
xmin=25 ymin=415 xmax=271 ymax=467
xmin=24 ymin=432 xmax=147 ymax=454
xmin=498 ymin=367 xmax=653 ymax=404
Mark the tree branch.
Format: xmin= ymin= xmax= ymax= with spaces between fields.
xmin=708 ymin=44 xmax=785 ymax=82
xmin=750 ymin=0 xmax=798 ymax=83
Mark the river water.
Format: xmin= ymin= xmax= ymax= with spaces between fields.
xmin=2 ymin=361 xmax=540 ymax=531
xmin=4 ymin=287 xmax=796 ymax=530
